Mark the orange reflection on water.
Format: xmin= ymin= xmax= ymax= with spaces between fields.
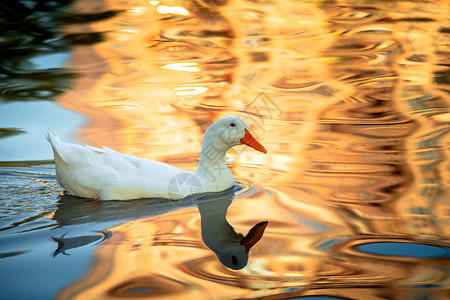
xmin=57 ymin=191 xmax=334 ymax=299
xmin=55 ymin=0 xmax=449 ymax=299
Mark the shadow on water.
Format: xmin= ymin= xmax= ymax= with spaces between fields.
xmin=51 ymin=231 xmax=112 ymax=258
xmin=51 ymin=186 xmax=267 ymax=269
xmin=0 ymin=128 xmax=26 ymax=138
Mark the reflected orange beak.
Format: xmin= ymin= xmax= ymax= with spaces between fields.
xmin=240 ymin=128 xmax=267 ymax=153
xmin=240 ymin=221 xmax=268 ymax=254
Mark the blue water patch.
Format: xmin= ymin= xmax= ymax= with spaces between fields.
xmin=356 ymin=242 xmax=450 ymax=259
xmin=0 ymin=101 xmax=86 ymax=161
xmin=289 ymin=297 xmax=342 ymax=300
xmin=128 ymin=287 xmax=153 ymax=294
xmin=317 ymin=237 xmax=349 ymax=251
xmin=30 ymin=52 xmax=70 ymax=70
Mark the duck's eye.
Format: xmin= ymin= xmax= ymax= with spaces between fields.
xmin=230 ymin=123 xmax=236 ymax=127
xmin=231 ymin=255 xmax=238 ymax=265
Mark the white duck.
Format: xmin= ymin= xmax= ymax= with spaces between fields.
xmin=47 ymin=117 xmax=266 ymax=200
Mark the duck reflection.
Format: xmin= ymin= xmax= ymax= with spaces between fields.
xmin=51 ymin=187 xmax=267 ymax=269
xmin=51 ymin=231 xmax=112 ymax=258
xmin=197 ymin=189 xmax=268 ymax=270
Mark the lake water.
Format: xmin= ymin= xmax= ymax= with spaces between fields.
xmin=0 ymin=0 xmax=449 ymax=299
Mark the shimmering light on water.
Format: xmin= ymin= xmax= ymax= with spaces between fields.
xmin=156 ymin=5 xmax=190 ymax=16
xmin=161 ymin=62 xmax=201 ymax=72
xmin=0 ymin=0 xmax=449 ymax=299
xmin=174 ymin=87 xmax=208 ymax=96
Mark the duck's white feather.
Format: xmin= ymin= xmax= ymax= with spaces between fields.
xmin=47 ymin=131 xmax=184 ymax=200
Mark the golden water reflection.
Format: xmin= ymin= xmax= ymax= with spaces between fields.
xmin=56 ymin=0 xmax=449 ymax=299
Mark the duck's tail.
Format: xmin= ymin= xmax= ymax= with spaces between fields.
xmin=46 ymin=130 xmax=68 ymax=164
xmin=46 ymin=130 xmax=55 ymax=144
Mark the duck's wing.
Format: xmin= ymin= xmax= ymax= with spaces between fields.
xmin=98 ymin=145 xmax=183 ymax=177
xmin=97 ymin=146 xmax=188 ymax=200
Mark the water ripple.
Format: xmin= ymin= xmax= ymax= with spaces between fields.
xmin=1 ymin=0 xmax=449 ymax=299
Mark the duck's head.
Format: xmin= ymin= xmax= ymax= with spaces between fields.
xmin=203 ymin=117 xmax=267 ymax=153
xmin=213 ymin=221 xmax=268 ymax=270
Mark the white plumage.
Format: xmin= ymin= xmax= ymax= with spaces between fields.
xmin=47 ymin=117 xmax=266 ymax=200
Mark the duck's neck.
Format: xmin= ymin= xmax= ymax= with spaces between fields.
xmin=195 ymin=141 xmax=233 ymax=189
xmin=201 ymin=215 xmax=237 ymax=247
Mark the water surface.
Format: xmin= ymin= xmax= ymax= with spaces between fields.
xmin=1 ymin=0 xmax=449 ymax=299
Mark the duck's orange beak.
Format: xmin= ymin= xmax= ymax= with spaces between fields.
xmin=240 ymin=128 xmax=267 ymax=153
xmin=240 ymin=221 xmax=268 ymax=254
